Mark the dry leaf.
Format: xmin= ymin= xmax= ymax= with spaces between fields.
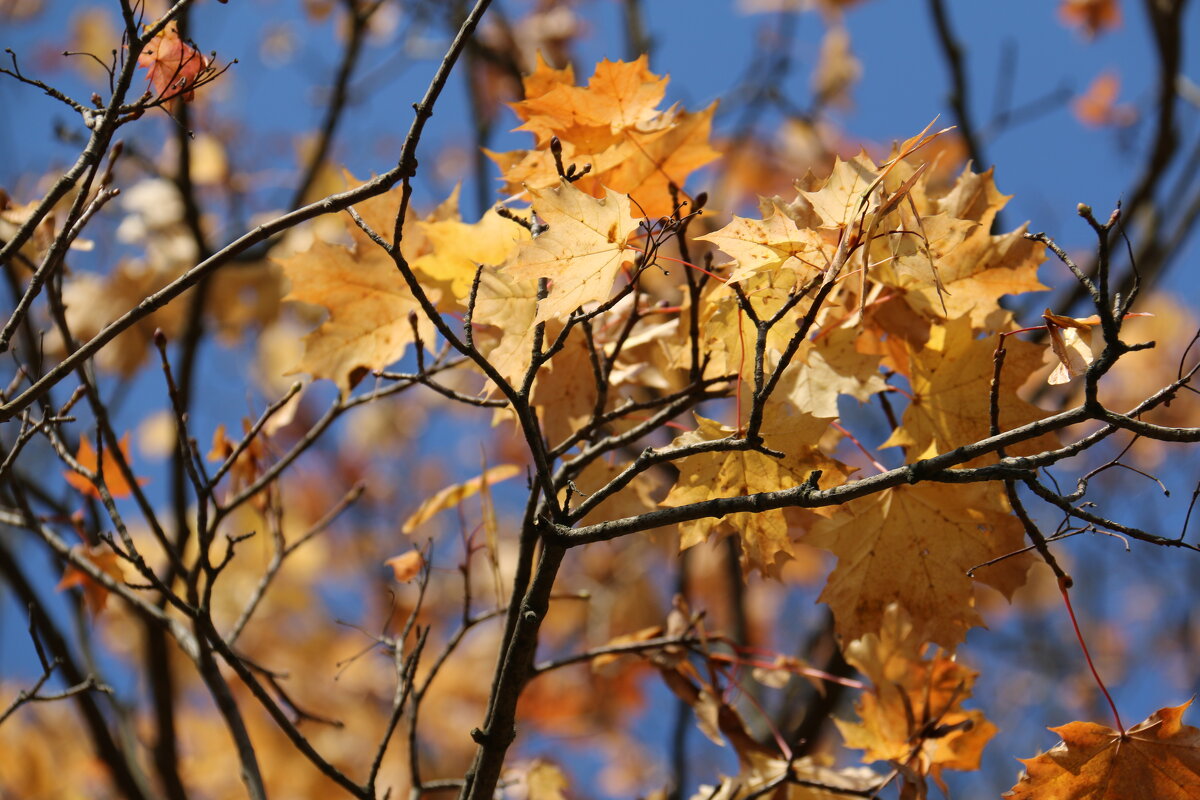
xmin=401 ymin=464 xmax=522 ymax=534
xmin=1006 ymin=701 xmax=1200 ymax=799
xmin=838 ymin=605 xmax=996 ymax=796
xmin=137 ymin=21 xmax=210 ymax=109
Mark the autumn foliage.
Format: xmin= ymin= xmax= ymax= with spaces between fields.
xmin=2 ymin=1 xmax=1200 ymax=800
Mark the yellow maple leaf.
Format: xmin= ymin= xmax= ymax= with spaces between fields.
xmin=806 ymin=482 xmax=1032 ymax=646
xmin=837 ymin=605 xmax=997 ymax=795
xmin=401 ymin=464 xmax=522 ymax=534
xmin=472 ymin=265 xmax=540 ymax=392
xmin=881 ymin=315 xmax=1058 ymax=462
xmin=413 ymin=206 xmax=530 ymax=301
xmin=900 ymin=167 xmax=1048 ymax=326
xmin=775 ymin=326 xmax=888 ymax=418
xmin=800 ymin=152 xmax=881 ymax=231
xmin=507 ymin=178 xmax=642 ymax=323
xmin=531 ymin=330 xmax=602 ymax=448
xmin=660 ymin=414 xmax=839 ymax=576
xmin=279 ymin=237 xmax=436 ymax=394
xmin=697 ymin=198 xmax=826 ymax=285
xmin=1006 ymin=702 xmax=1200 ymax=800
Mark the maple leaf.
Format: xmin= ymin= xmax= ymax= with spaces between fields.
xmin=279 ymin=238 xmax=437 ymax=393
xmin=881 ymin=315 xmax=1058 ymax=462
xmin=686 ymin=268 xmax=829 ymax=382
xmin=64 ymin=434 xmax=145 ymax=499
xmin=513 ymin=55 xmax=669 ymax=144
xmin=532 ymin=330 xmax=603 ymax=447
xmin=661 ymin=414 xmax=841 ymax=576
xmin=776 ymin=327 xmax=888 ymax=418
xmin=837 ymin=605 xmax=997 ymax=795
xmin=491 ymin=56 xmax=719 ymax=217
xmin=558 ymin=456 xmax=663 ymax=528
xmin=137 ymin=21 xmax=210 ymax=109
xmin=412 ymin=206 xmax=530 ymax=301
xmin=1073 ymin=71 xmax=1137 ymax=128
xmin=1006 ymin=701 xmax=1200 ymax=800
xmin=56 ymin=544 xmax=125 ymax=615
xmin=472 ymin=265 xmax=540 ymax=391
xmin=1059 ymin=0 xmax=1121 ymax=39
xmin=697 ymin=198 xmax=825 ymax=285
xmin=506 ymin=178 xmax=641 ymax=323
xmin=806 ymin=482 xmax=1032 ymax=646
xmin=401 ymin=464 xmax=522 ymax=534
xmin=800 ymin=152 xmax=881 ymax=231
xmin=695 ymin=752 xmax=880 ymax=800
xmin=901 ymin=167 xmax=1048 ymax=327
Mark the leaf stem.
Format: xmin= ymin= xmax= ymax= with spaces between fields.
xmin=1060 ymin=581 xmax=1125 ymax=734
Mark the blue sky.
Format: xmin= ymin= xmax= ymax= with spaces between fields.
xmin=3 ymin=0 xmax=1200 ymax=796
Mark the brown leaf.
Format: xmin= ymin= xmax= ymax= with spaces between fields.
xmin=1006 ymin=701 xmax=1200 ymax=800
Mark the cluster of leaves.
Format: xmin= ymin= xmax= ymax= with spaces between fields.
xmin=2 ymin=1 xmax=1200 ymax=799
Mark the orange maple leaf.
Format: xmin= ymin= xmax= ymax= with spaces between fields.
xmin=56 ymin=544 xmax=125 ymax=615
xmin=137 ymin=21 xmax=210 ymax=108
xmin=1006 ymin=701 xmax=1200 ymax=799
xmin=64 ymin=434 xmax=145 ymax=499
xmin=1059 ymin=0 xmax=1121 ymax=39
xmin=838 ymin=605 xmax=996 ymax=796
xmin=1073 ymin=71 xmax=1136 ymax=128
xmin=491 ymin=55 xmax=718 ymax=217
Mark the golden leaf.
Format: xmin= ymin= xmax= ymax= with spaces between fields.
xmin=807 ymin=482 xmax=1032 ymax=646
xmin=507 ymin=179 xmax=641 ymax=323
xmin=837 ymin=605 xmax=997 ymax=795
xmin=401 ymin=464 xmax=522 ymax=534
